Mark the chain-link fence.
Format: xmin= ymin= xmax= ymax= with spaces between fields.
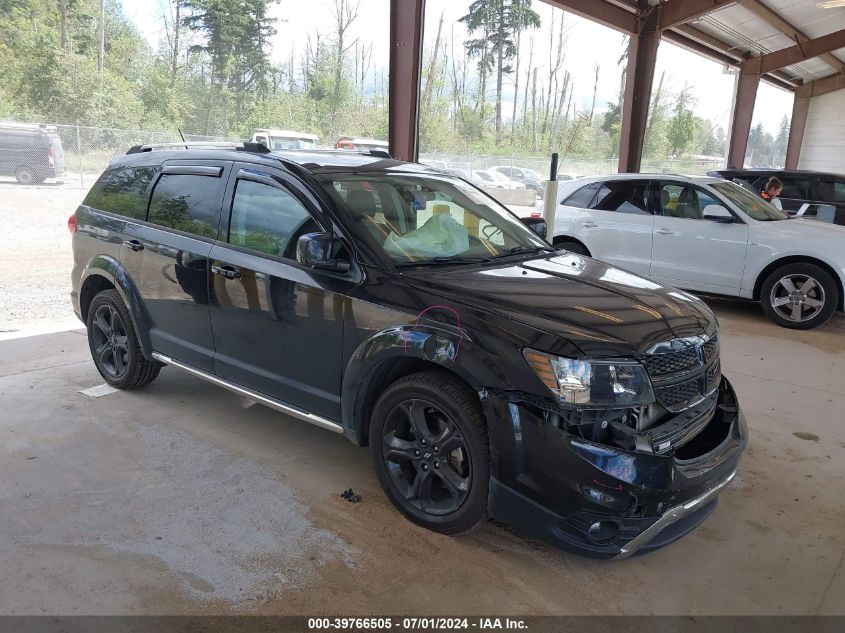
xmin=1 ymin=118 xmax=730 ymax=192
xmin=0 ymin=120 xmax=231 ymax=189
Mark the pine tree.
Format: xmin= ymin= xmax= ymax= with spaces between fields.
xmin=460 ymin=0 xmax=540 ymax=144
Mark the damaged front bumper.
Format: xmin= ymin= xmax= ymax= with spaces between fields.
xmin=484 ymin=376 xmax=746 ymax=559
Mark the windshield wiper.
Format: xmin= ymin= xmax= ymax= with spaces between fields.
xmin=396 ymin=256 xmax=491 ymax=267
xmin=490 ymin=244 xmax=556 ymax=260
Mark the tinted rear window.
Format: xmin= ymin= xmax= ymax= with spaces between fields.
xmin=817 ymin=179 xmax=845 ymax=203
xmin=591 ymin=180 xmax=650 ymax=214
xmin=779 ymin=177 xmax=810 ymax=200
xmin=147 ymin=173 xmax=223 ymax=238
xmin=83 ymin=166 xmax=158 ymax=219
xmin=562 ymin=182 xmax=600 ymax=208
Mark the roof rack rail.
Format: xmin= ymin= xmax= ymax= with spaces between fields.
xmin=126 ymin=141 xmax=270 ymax=155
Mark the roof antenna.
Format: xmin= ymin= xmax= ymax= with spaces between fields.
xmin=178 ymin=129 xmax=187 ymax=149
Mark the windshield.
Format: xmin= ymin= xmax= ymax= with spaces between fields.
xmin=270 ymin=138 xmax=317 ymax=150
xmin=326 ymin=174 xmax=549 ymax=265
xmin=710 ymin=181 xmax=788 ymax=221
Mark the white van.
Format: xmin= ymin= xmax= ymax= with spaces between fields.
xmin=251 ymin=129 xmax=319 ymax=151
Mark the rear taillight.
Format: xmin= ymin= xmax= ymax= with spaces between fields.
xmin=530 ymin=212 xmax=541 ymax=218
xmin=48 ymin=147 xmax=54 ymax=166
xmin=68 ymin=213 xmax=77 ymax=234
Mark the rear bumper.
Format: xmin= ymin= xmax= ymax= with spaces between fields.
xmin=485 ymin=376 xmax=746 ymax=559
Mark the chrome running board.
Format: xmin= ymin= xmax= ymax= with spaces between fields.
xmin=151 ymin=352 xmax=344 ymax=435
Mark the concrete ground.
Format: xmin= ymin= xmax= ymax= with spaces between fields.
xmin=0 ymin=302 xmax=843 ymax=616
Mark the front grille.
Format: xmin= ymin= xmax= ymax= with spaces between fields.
xmin=655 ymin=375 xmax=704 ymax=410
xmin=642 ymin=334 xmax=720 ymax=413
xmin=642 ymin=347 xmax=699 ymax=377
xmin=703 ymin=339 xmax=719 ymax=364
xmin=705 ymin=360 xmax=721 ymax=393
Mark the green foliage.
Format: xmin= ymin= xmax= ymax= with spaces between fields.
xmin=666 ymin=84 xmax=698 ymax=157
xmin=0 ymin=0 xmax=786 ymax=167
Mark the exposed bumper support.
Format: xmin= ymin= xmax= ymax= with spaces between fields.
xmin=613 ymin=469 xmax=736 ymax=559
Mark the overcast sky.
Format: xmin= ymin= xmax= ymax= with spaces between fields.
xmin=121 ymin=0 xmax=793 ymax=134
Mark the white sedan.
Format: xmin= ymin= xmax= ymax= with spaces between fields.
xmin=474 ymin=169 xmax=526 ymax=190
xmin=534 ymin=173 xmax=845 ymax=329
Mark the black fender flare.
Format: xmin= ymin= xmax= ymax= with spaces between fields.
xmin=340 ymin=312 xmax=506 ymax=445
xmin=79 ymin=255 xmax=154 ymax=360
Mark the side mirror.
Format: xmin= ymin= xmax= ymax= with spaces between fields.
xmin=702 ymin=204 xmax=734 ymax=223
xmin=521 ymin=216 xmax=547 ymax=239
xmin=296 ymin=232 xmax=351 ymax=273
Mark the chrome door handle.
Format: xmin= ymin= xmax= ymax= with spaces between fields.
xmin=582 ymin=221 xmax=598 ymax=228
xmin=656 ymin=228 xmax=676 ymax=235
xmin=123 ymin=239 xmax=144 ymax=251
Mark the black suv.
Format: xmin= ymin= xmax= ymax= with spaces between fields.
xmin=708 ymin=168 xmax=845 ymax=225
xmin=70 ymin=143 xmax=745 ymax=558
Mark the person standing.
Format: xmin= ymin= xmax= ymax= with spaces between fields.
xmin=761 ymin=176 xmax=784 ymax=210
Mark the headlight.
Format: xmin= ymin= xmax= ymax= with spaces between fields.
xmin=523 ymin=349 xmax=655 ymax=407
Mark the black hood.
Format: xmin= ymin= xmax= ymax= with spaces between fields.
xmin=402 ymin=253 xmax=716 ymax=357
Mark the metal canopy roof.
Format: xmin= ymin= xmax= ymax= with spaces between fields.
xmin=551 ymin=0 xmax=845 ymax=91
xmin=692 ymin=1 xmax=845 ymax=83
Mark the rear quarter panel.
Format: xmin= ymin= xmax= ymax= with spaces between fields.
xmin=741 ymin=222 xmax=845 ymax=300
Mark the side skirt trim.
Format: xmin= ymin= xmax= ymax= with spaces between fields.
xmin=152 ymin=352 xmax=344 ymax=435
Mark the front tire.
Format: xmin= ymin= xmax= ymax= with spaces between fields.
xmin=760 ymin=263 xmax=838 ymax=329
xmin=86 ymin=289 xmax=162 ymax=388
xmin=370 ymin=370 xmax=490 ymax=535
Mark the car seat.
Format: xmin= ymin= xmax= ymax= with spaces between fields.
xmin=675 ymin=188 xmax=701 ymax=219
xmin=347 ymin=189 xmax=392 ymax=242
xmin=660 ymin=188 xmax=672 ymax=215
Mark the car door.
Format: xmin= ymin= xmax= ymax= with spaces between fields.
xmin=121 ymin=161 xmax=229 ymax=373
xmin=650 ymin=180 xmax=749 ymax=293
xmin=572 ymin=179 xmax=654 ymax=276
xmin=208 ymin=164 xmax=358 ymax=420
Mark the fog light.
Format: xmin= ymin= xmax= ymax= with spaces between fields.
xmin=583 ymin=485 xmax=617 ymax=506
xmin=587 ymin=521 xmax=620 ymax=544
xmin=581 ymin=484 xmax=631 ymax=512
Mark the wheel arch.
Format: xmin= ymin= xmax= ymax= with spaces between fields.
xmin=552 ymin=235 xmax=590 ymax=255
xmin=753 ymin=255 xmax=844 ymax=311
xmin=341 ymin=328 xmax=492 ymax=447
xmin=78 ymin=256 xmax=155 ymax=357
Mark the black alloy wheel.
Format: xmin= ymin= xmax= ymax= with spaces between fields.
xmin=90 ymin=303 xmax=130 ymax=380
xmin=382 ymin=398 xmax=471 ymax=515
xmin=370 ymin=370 xmax=489 ymax=534
xmin=86 ymin=289 xmax=162 ymax=388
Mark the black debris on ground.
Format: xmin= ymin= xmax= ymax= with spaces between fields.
xmin=340 ymin=488 xmax=361 ymax=503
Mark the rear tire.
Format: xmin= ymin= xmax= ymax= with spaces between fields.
xmin=370 ymin=370 xmax=489 ymax=535
xmin=86 ymin=289 xmax=162 ymax=388
xmin=14 ymin=166 xmax=35 ymax=184
xmin=760 ymin=263 xmax=838 ymax=329
xmin=554 ymin=239 xmax=590 ymax=256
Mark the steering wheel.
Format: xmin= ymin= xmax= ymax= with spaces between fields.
xmin=481 ymin=223 xmax=503 ymax=241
